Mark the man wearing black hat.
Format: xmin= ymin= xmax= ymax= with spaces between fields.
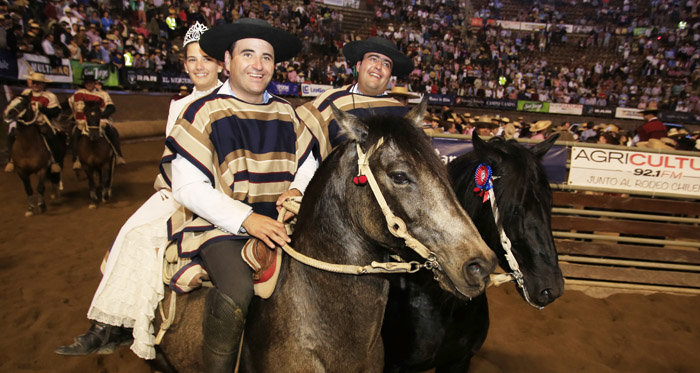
xmin=69 ymin=75 xmax=126 ymax=168
xmin=158 ymin=18 xmax=318 ymax=371
xmin=635 ymin=108 xmax=667 ymax=142
xmin=297 ymin=36 xmax=414 ymax=159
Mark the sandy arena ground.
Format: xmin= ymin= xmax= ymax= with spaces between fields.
xmin=0 ymin=138 xmax=698 ymax=373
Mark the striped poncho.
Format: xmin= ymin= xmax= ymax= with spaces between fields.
xmin=296 ymin=85 xmax=409 ymax=160
xmin=158 ymin=89 xmax=317 ymax=260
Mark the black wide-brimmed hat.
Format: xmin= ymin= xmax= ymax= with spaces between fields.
xmin=641 ymin=108 xmax=658 ymax=115
xmin=342 ymin=36 xmax=413 ymax=78
xmin=199 ymin=18 xmax=301 ymax=63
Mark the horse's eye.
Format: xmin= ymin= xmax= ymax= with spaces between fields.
xmin=390 ymin=172 xmax=410 ymax=185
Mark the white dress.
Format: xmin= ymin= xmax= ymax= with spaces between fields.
xmin=86 ymin=81 xmax=223 ymax=359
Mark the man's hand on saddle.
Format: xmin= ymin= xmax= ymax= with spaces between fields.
xmin=242 ymin=213 xmax=290 ymax=249
xmin=276 ymin=188 xmax=302 ymax=222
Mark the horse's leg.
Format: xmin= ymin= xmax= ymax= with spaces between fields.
xmin=18 ymin=172 xmax=36 ymax=217
xmin=101 ymin=159 xmax=114 ymax=203
xmin=36 ymin=170 xmax=47 ymax=213
xmin=48 ymin=170 xmax=62 ymax=201
xmin=87 ymin=168 xmax=99 ymax=209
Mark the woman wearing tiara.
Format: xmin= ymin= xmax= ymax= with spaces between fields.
xmin=55 ymin=22 xmax=223 ymax=360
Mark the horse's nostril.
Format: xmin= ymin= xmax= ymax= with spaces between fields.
xmin=540 ymin=288 xmax=552 ymax=301
xmin=464 ymin=260 xmax=489 ymax=286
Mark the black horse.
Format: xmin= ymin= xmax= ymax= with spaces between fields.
xmin=153 ymin=100 xmax=497 ymax=372
xmin=383 ymin=134 xmax=565 ymax=372
xmin=74 ymin=101 xmax=115 ymax=208
xmin=4 ymin=93 xmax=66 ymax=216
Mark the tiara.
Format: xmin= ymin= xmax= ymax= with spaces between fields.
xmin=183 ymin=22 xmax=208 ymax=47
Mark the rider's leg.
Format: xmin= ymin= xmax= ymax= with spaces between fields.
xmin=54 ymin=321 xmax=133 ymax=356
xmin=200 ymin=239 xmax=253 ymax=373
xmin=4 ymin=127 xmax=15 ymax=172
xmin=40 ymin=126 xmax=62 ymax=173
xmin=104 ymin=124 xmax=126 ymax=165
xmin=71 ymin=128 xmax=81 ymax=169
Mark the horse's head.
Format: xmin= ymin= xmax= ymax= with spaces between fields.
xmin=5 ymin=93 xmax=38 ymax=124
xmin=325 ymin=99 xmax=496 ymax=300
xmin=83 ymin=101 xmax=103 ymax=140
xmin=450 ymin=134 xmax=564 ymax=307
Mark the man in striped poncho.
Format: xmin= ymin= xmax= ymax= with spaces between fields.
xmin=296 ymin=36 xmax=415 ymax=160
xmin=158 ymin=18 xmax=319 ymax=371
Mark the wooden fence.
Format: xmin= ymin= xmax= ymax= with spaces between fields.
xmin=551 ymin=190 xmax=700 ymax=294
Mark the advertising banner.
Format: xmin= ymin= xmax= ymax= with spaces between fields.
xmin=484 ymin=99 xmax=517 ymax=110
xmin=17 ymin=53 xmax=72 ymax=83
xmin=267 ymin=81 xmax=299 ymax=96
xmin=427 ymin=94 xmax=455 ymax=106
xmin=659 ymin=111 xmax=700 ymax=124
xmin=457 ymin=96 xmax=485 ymax=108
xmin=520 ymin=22 xmax=547 ymax=32
xmin=568 ymin=146 xmax=700 ymax=198
xmin=301 ymin=83 xmax=332 ymax=97
xmin=615 ymin=107 xmax=644 ymax=120
xmin=322 ymin=0 xmax=359 ymax=8
xmin=517 ymin=100 xmax=550 ymax=113
xmin=431 ymin=138 xmax=570 ymax=183
xmin=161 ymin=71 xmax=193 ymax=90
xmin=70 ymin=61 xmax=120 ymax=86
xmin=0 ymin=49 xmax=18 ymax=80
xmin=124 ymin=68 xmax=160 ymax=90
xmin=549 ymin=103 xmax=583 ymax=115
xmin=583 ymin=105 xmax=615 ymax=117
xmin=495 ymin=20 xmax=521 ymax=30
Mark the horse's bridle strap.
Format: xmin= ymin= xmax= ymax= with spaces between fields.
xmin=487 ymin=186 xmax=543 ymax=309
xmin=276 ymin=197 xmax=425 ymax=275
xmin=356 ymin=139 xmax=437 ymax=263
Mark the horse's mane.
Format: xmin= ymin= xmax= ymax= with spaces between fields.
xmin=363 ymin=114 xmax=452 ymax=186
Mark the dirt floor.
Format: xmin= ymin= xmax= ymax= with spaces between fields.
xmin=1 ymin=138 xmax=699 ymax=373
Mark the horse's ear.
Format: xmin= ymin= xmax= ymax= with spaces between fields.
xmin=405 ymin=95 xmax=428 ymax=129
xmin=471 ymin=132 xmax=489 ymax=154
xmin=530 ymin=133 xmax=559 ymax=158
xmin=330 ymin=102 xmax=367 ymax=142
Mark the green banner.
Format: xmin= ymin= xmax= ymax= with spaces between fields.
xmin=70 ymin=60 xmax=120 ymax=87
xmin=633 ymin=27 xmax=649 ymax=36
xmin=517 ymin=100 xmax=550 ymax=113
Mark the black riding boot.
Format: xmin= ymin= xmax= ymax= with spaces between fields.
xmin=104 ymin=125 xmax=126 ymax=165
xmin=54 ymin=321 xmax=133 ymax=355
xmin=202 ymin=288 xmax=246 ymax=373
xmin=4 ymin=128 xmax=15 ymax=172
xmin=40 ymin=126 xmax=62 ymax=173
xmin=70 ymin=128 xmax=81 ymax=169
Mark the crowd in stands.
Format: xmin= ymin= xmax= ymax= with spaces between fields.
xmin=0 ymin=0 xmax=698 ymax=134
xmin=424 ymin=109 xmax=700 ymax=151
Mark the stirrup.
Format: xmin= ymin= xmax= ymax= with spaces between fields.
xmin=4 ymin=162 xmax=13 ymax=173
xmin=50 ymin=163 xmax=61 ymax=173
xmin=73 ymin=160 xmax=81 ymax=170
xmin=116 ymin=156 xmax=127 ymax=165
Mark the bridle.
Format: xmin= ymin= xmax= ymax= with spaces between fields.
xmin=6 ymin=97 xmax=39 ymax=125
xmin=276 ymin=137 xmax=443 ymax=278
xmin=477 ymin=164 xmax=544 ymax=309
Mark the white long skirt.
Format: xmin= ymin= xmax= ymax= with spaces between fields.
xmin=87 ymin=189 xmax=178 ymax=359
